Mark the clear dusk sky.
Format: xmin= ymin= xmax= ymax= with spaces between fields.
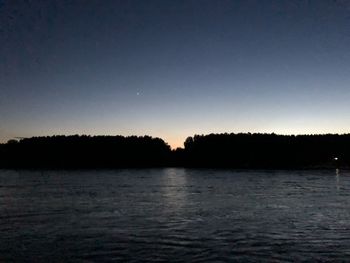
xmin=1 ymin=0 xmax=350 ymax=148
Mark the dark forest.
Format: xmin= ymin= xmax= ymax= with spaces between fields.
xmin=0 ymin=133 xmax=349 ymax=169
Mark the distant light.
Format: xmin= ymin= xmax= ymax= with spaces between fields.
xmin=334 ymin=157 xmax=338 ymax=161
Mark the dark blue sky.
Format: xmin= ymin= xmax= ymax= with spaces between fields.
xmin=1 ymin=0 xmax=350 ymax=148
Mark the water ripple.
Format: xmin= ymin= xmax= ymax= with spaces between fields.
xmin=1 ymin=169 xmax=350 ymax=261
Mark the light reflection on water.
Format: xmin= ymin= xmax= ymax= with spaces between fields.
xmin=336 ymin=168 xmax=340 ymax=191
xmin=1 ymin=169 xmax=350 ymax=261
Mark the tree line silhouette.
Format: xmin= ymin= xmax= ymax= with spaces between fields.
xmin=0 ymin=135 xmax=171 ymax=168
xmin=1 ymin=133 xmax=350 ymax=169
xmin=179 ymin=133 xmax=350 ymax=168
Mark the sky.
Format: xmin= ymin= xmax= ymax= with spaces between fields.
xmin=1 ymin=0 xmax=350 ymax=148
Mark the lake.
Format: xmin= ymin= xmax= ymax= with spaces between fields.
xmin=1 ymin=169 xmax=350 ymax=262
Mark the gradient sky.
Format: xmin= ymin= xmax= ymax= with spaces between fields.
xmin=1 ymin=0 xmax=350 ymax=148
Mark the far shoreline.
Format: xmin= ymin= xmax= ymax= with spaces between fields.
xmin=1 ymin=133 xmax=349 ymax=169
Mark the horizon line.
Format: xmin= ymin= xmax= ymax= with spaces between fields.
xmin=3 ymin=132 xmax=350 ymax=150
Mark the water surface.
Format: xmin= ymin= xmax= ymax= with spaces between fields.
xmin=1 ymin=169 xmax=350 ymax=262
